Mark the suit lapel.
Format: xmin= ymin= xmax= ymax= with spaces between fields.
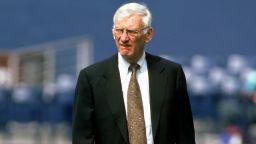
xmin=101 ymin=55 xmax=129 ymax=144
xmin=146 ymin=53 xmax=167 ymax=139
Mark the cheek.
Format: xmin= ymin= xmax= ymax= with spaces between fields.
xmin=114 ymin=39 xmax=120 ymax=46
xmin=134 ymin=40 xmax=145 ymax=48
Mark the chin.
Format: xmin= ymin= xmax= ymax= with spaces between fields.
xmin=120 ymin=50 xmax=131 ymax=56
xmin=120 ymin=53 xmax=132 ymax=59
xmin=120 ymin=53 xmax=130 ymax=58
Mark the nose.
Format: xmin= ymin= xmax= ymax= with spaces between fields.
xmin=120 ymin=30 xmax=129 ymax=42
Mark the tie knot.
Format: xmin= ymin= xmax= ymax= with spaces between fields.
xmin=129 ymin=64 xmax=140 ymax=73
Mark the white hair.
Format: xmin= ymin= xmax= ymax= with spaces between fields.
xmin=113 ymin=2 xmax=152 ymax=29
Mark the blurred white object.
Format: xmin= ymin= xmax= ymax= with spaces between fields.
xmin=208 ymin=66 xmax=227 ymax=85
xmin=229 ymin=134 xmax=242 ymax=144
xmin=0 ymin=67 xmax=11 ymax=87
xmin=12 ymin=87 xmax=31 ymax=103
xmin=189 ymin=75 xmax=211 ymax=95
xmin=56 ymin=74 xmax=75 ymax=92
xmin=227 ymin=54 xmax=248 ymax=75
xmin=244 ymin=71 xmax=256 ymax=94
xmin=220 ymin=76 xmax=240 ymax=96
xmin=191 ymin=55 xmax=212 ymax=75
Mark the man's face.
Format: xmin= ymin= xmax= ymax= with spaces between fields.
xmin=112 ymin=14 xmax=153 ymax=63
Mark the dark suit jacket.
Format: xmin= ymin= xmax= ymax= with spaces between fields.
xmin=72 ymin=53 xmax=196 ymax=144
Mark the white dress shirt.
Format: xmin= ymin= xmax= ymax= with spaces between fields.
xmin=118 ymin=52 xmax=153 ymax=144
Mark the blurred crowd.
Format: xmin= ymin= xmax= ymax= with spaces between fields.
xmin=0 ymin=74 xmax=75 ymax=144
xmin=171 ymin=54 xmax=256 ymax=144
xmin=0 ymin=54 xmax=255 ymax=144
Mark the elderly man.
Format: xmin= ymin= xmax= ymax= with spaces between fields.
xmin=72 ymin=2 xmax=196 ymax=144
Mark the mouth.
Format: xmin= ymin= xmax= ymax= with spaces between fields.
xmin=120 ymin=44 xmax=131 ymax=49
xmin=120 ymin=44 xmax=131 ymax=53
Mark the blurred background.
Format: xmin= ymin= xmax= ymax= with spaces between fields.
xmin=0 ymin=0 xmax=255 ymax=144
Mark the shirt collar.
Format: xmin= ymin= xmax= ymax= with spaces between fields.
xmin=118 ymin=52 xmax=146 ymax=73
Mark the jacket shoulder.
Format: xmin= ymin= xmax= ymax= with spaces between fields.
xmin=146 ymin=53 xmax=182 ymax=70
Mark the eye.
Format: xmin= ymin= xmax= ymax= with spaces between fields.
xmin=127 ymin=29 xmax=139 ymax=35
xmin=115 ymin=28 xmax=123 ymax=33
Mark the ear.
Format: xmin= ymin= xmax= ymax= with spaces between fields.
xmin=112 ymin=29 xmax=116 ymax=40
xmin=145 ymin=27 xmax=153 ymax=43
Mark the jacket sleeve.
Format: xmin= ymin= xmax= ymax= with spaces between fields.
xmin=72 ymin=70 xmax=95 ymax=144
xmin=175 ymin=65 xmax=196 ymax=144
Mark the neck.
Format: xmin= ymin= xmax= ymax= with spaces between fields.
xmin=125 ymin=54 xmax=144 ymax=65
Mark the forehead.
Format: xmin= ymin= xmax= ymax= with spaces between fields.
xmin=115 ymin=14 xmax=144 ymax=29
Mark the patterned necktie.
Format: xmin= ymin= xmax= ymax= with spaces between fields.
xmin=127 ymin=64 xmax=146 ymax=144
